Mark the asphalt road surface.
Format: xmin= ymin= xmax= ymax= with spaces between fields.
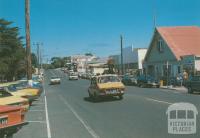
xmin=15 ymin=69 xmax=200 ymax=138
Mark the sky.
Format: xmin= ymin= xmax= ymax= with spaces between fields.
xmin=0 ymin=0 xmax=200 ymax=61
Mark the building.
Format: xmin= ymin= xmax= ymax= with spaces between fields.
xmin=109 ymin=47 xmax=147 ymax=74
xmin=86 ymin=57 xmax=109 ymax=75
xmin=70 ymin=55 xmax=96 ymax=73
xmin=144 ymin=26 xmax=200 ymax=80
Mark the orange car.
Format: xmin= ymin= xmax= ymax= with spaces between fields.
xmin=0 ymin=105 xmax=28 ymax=138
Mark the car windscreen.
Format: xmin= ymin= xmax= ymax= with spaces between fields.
xmin=14 ymin=82 xmax=28 ymax=89
xmin=98 ymin=76 xmax=120 ymax=83
xmin=7 ymin=85 xmax=17 ymax=92
xmin=70 ymin=73 xmax=77 ymax=76
xmin=51 ymin=77 xmax=59 ymax=79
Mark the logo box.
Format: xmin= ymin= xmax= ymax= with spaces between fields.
xmin=166 ymin=102 xmax=198 ymax=134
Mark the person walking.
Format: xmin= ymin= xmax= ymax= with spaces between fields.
xmin=183 ymin=70 xmax=188 ymax=86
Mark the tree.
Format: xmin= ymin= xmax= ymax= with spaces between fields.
xmin=0 ymin=18 xmax=26 ymax=81
xmin=85 ymin=53 xmax=93 ymax=56
xmin=31 ymin=53 xmax=38 ymax=67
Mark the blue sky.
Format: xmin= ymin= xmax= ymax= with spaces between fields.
xmin=0 ymin=0 xmax=200 ymax=61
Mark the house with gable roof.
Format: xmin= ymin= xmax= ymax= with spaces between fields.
xmin=143 ymin=26 xmax=200 ymax=80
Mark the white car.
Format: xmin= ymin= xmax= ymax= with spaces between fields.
xmin=69 ymin=72 xmax=78 ymax=80
xmin=50 ymin=77 xmax=61 ymax=85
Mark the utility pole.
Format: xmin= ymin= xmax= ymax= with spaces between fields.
xmin=166 ymin=61 xmax=169 ymax=86
xmin=120 ymin=35 xmax=124 ymax=75
xmin=40 ymin=44 xmax=43 ymax=70
xmin=36 ymin=43 xmax=40 ymax=75
xmin=25 ymin=0 xmax=32 ymax=80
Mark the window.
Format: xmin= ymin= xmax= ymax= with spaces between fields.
xmin=177 ymin=66 xmax=181 ymax=74
xmin=157 ymin=39 xmax=164 ymax=53
xmin=192 ymin=76 xmax=200 ymax=81
xmin=170 ymin=110 xmax=176 ymax=119
xmin=187 ymin=110 xmax=194 ymax=119
xmin=177 ymin=110 xmax=186 ymax=119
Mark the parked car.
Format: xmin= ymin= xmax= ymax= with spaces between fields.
xmin=137 ymin=75 xmax=159 ymax=88
xmin=50 ymin=77 xmax=61 ymax=85
xmin=185 ymin=76 xmax=200 ymax=94
xmin=0 ymin=87 xmax=29 ymax=112
xmin=4 ymin=84 xmax=40 ymax=105
xmin=88 ymin=74 xmax=125 ymax=101
xmin=81 ymin=73 xmax=87 ymax=79
xmin=69 ymin=72 xmax=78 ymax=80
xmin=0 ymin=105 xmax=28 ymax=138
xmin=122 ymin=75 xmax=138 ymax=86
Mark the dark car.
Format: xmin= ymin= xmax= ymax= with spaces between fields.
xmin=186 ymin=76 xmax=200 ymax=94
xmin=121 ymin=75 xmax=137 ymax=86
xmin=137 ymin=75 xmax=160 ymax=88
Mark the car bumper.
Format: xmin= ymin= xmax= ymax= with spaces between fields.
xmin=98 ymin=91 xmax=124 ymax=97
xmin=69 ymin=77 xmax=78 ymax=80
xmin=50 ymin=81 xmax=60 ymax=84
xmin=147 ymin=83 xmax=159 ymax=87
xmin=0 ymin=122 xmax=28 ymax=136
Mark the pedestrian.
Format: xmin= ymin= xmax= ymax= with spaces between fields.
xmin=182 ymin=70 xmax=188 ymax=86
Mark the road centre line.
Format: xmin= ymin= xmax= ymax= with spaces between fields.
xmin=145 ymin=97 xmax=173 ymax=105
xmin=44 ymin=87 xmax=52 ymax=138
xmin=59 ymin=95 xmax=100 ymax=138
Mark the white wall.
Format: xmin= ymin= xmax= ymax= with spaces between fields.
xmin=195 ymin=60 xmax=200 ymax=71
xmin=137 ymin=49 xmax=147 ymax=69
xmin=92 ymin=68 xmax=106 ymax=75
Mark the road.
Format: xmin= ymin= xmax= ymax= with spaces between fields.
xmin=15 ymin=69 xmax=200 ymax=138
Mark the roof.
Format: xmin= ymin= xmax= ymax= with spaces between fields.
xmin=166 ymin=102 xmax=198 ymax=114
xmin=157 ymin=26 xmax=200 ymax=60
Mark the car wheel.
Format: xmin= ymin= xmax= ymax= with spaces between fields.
xmin=119 ymin=95 xmax=123 ymax=100
xmin=140 ymin=83 xmax=145 ymax=88
xmin=93 ymin=93 xmax=99 ymax=102
xmin=4 ymin=134 xmax=13 ymax=138
xmin=88 ymin=91 xmax=92 ymax=98
xmin=188 ymin=87 xmax=193 ymax=94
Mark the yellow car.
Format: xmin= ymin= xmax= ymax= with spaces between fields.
xmin=0 ymin=87 xmax=29 ymax=111
xmin=0 ymin=81 xmax=19 ymax=87
xmin=88 ymin=74 xmax=125 ymax=101
xmin=5 ymin=84 xmax=41 ymax=104
xmin=0 ymin=82 xmax=41 ymax=104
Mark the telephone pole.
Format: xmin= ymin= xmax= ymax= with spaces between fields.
xmin=36 ymin=43 xmax=40 ymax=75
xmin=120 ymin=35 xmax=124 ymax=75
xmin=25 ymin=0 xmax=32 ymax=80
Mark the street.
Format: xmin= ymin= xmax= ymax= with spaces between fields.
xmin=15 ymin=69 xmax=200 ymax=138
